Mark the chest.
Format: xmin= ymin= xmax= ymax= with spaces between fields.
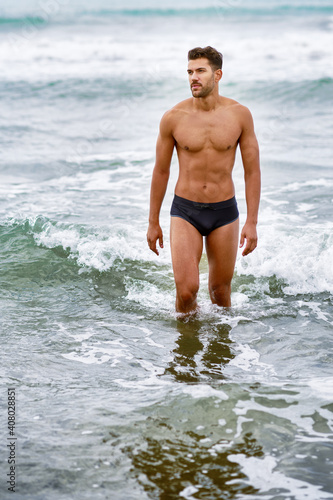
xmin=174 ymin=112 xmax=241 ymax=152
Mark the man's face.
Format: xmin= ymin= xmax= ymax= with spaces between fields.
xmin=187 ymin=58 xmax=217 ymax=98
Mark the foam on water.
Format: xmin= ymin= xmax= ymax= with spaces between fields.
xmin=33 ymin=221 xmax=152 ymax=271
xmin=308 ymin=377 xmax=333 ymax=401
xmin=29 ymin=208 xmax=333 ymax=296
xmin=62 ymin=340 xmax=132 ymax=365
xmin=237 ymin=220 xmax=333 ymax=295
xmin=2 ymin=189 xmax=331 ymax=317
xmin=236 ymin=177 xmax=333 ymax=296
xmin=228 ymin=454 xmax=333 ymax=500
xmin=228 ymin=343 xmax=277 ymax=379
xmin=2 ymin=171 xmax=327 ymax=302
xmin=182 ymin=385 xmax=229 ymax=401
xmin=2 ymin=6 xmax=333 ymax=86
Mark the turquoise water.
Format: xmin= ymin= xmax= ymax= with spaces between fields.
xmin=1 ymin=1 xmax=333 ymax=498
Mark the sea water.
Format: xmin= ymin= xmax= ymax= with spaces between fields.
xmin=0 ymin=1 xmax=333 ymax=498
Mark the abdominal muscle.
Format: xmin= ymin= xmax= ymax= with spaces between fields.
xmin=174 ymin=149 xmax=236 ymax=203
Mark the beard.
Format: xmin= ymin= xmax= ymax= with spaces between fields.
xmin=191 ymin=76 xmax=215 ymax=98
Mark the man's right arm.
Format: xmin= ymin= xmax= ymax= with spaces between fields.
xmin=147 ymin=111 xmax=175 ymax=255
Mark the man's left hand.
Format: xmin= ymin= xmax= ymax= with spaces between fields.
xmin=239 ymin=222 xmax=258 ymax=256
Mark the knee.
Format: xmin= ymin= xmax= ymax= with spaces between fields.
xmin=210 ymin=283 xmax=231 ymax=307
xmin=176 ymin=283 xmax=199 ymax=309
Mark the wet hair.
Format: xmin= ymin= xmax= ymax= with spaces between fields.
xmin=188 ymin=46 xmax=223 ymax=71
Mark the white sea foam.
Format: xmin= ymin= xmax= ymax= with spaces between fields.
xmin=2 ymin=12 xmax=333 ymax=85
xmin=55 ymin=322 xmax=97 ymax=341
xmin=27 ymin=205 xmax=333 ymax=302
xmin=32 ymin=220 xmax=158 ymax=271
xmin=308 ymin=377 xmax=333 ymax=400
xmin=182 ymin=384 xmax=229 ymax=401
xmin=236 ymin=217 xmax=333 ymax=295
xmin=3 ymin=169 xmax=332 ymax=302
xmin=125 ymin=278 xmax=174 ymax=312
xmin=233 ymin=382 xmax=333 ymax=442
xmin=280 ymin=179 xmax=333 ymax=192
xmin=62 ymin=341 xmax=133 ymax=365
xmin=227 ymin=454 xmax=333 ymax=500
xmin=228 ymin=343 xmax=277 ymax=379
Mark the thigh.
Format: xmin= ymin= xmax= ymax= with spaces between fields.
xmin=170 ymin=217 xmax=203 ymax=288
xmin=205 ymin=219 xmax=239 ymax=288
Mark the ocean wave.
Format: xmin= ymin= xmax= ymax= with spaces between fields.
xmin=1 ymin=77 xmax=331 ymax=113
xmin=1 ymin=216 xmax=157 ymax=272
xmin=236 ymin=78 xmax=333 ymax=104
xmin=236 ymin=217 xmax=333 ymax=296
xmin=0 ymin=15 xmax=47 ymax=26
xmin=2 ymin=208 xmax=333 ymax=298
xmin=78 ymin=4 xmax=333 ymax=17
xmin=1 ymin=3 xmax=332 ymax=27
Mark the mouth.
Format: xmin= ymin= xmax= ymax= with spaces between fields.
xmin=191 ymin=84 xmax=201 ymax=89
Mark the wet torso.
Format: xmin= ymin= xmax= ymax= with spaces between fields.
xmin=171 ymin=97 xmax=243 ymax=203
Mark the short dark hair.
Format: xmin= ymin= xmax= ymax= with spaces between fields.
xmin=188 ymin=46 xmax=223 ymax=71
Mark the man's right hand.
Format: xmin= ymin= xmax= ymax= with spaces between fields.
xmin=147 ymin=223 xmax=164 ymax=256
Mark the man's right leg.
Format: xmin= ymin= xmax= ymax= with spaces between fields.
xmin=170 ymin=216 xmax=203 ymax=314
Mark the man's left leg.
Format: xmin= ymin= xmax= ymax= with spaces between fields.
xmin=205 ymin=219 xmax=239 ymax=307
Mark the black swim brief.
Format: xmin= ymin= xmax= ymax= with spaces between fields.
xmin=170 ymin=194 xmax=239 ymax=237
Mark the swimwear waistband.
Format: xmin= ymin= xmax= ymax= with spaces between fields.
xmin=173 ymin=194 xmax=237 ymax=210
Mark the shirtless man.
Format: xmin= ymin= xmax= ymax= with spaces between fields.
xmin=147 ymin=46 xmax=260 ymax=314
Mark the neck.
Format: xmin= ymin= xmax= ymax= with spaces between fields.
xmin=192 ymin=90 xmax=220 ymax=111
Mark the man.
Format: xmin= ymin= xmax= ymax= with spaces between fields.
xmin=147 ymin=46 xmax=260 ymax=315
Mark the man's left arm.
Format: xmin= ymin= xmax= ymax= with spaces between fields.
xmin=238 ymin=107 xmax=261 ymax=256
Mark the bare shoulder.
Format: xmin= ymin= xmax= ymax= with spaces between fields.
xmin=222 ymin=99 xmax=255 ymax=137
xmin=164 ymin=98 xmax=192 ymax=118
xmin=223 ymin=97 xmax=253 ymax=121
xmin=160 ymin=99 xmax=191 ymax=134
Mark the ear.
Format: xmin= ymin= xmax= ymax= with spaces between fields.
xmin=215 ymin=69 xmax=223 ymax=82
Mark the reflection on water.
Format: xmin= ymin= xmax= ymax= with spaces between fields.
xmin=165 ymin=319 xmax=236 ymax=383
xmin=122 ymin=319 xmax=263 ymax=499
xmin=129 ymin=432 xmax=263 ymax=499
